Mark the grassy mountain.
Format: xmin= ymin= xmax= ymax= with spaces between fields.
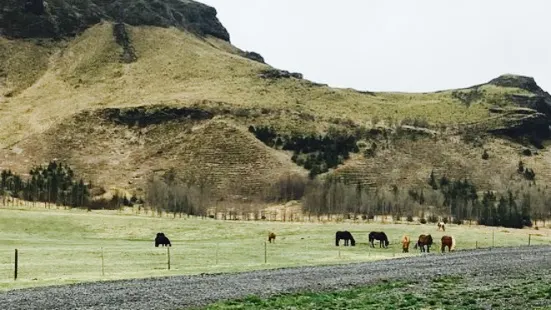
xmin=1 ymin=0 xmax=551 ymax=199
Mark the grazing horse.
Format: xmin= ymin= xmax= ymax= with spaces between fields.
xmin=268 ymin=232 xmax=276 ymax=243
xmin=335 ymin=231 xmax=356 ymax=246
xmin=155 ymin=233 xmax=171 ymax=247
xmin=437 ymin=222 xmax=446 ymax=231
xmin=401 ymin=235 xmax=411 ymax=253
xmin=441 ymin=235 xmax=456 ymax=253
xmin=414 ymin=234 xmax=433 ymax=253
xmin=368 ymin=231 xmax=389 ymax=248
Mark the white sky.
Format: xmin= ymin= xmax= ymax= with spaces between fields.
xmin=201 ymin=0 xmax=550 ymax=93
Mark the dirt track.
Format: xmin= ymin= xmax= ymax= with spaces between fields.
xmin=0 ymin=246 xmax=550 ymax=310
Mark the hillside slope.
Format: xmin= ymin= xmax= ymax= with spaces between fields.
xmin=1 ymin=1 xmax=551 ymax=198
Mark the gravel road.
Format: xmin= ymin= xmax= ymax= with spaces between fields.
xmin=1 ymin=246 xmax=550 ymax=310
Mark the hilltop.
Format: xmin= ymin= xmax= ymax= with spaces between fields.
xmin=1 ymin=0 xmax=551 ymax=203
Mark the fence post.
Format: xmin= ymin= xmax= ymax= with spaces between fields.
xmin=167 ymin=247 xmax=171 ymax=270
xmin=215 ymin=243 xmax=219 ymax=265
xmin=528 ymin=234 xmax=531 ymax=246
xmin=14 ymin=249 xmax=18 ymax=281
xmin=475 ymin=241 xmax=478 ymax=249
xmin=264 ymin=242 xmax=267 ymax=264
xmin=101 ymin=247 xmax=105 ymax=276
xmin=492 ymin=231 xmax=495 ymax=248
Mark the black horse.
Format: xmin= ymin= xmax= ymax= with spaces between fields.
xmin=368 ymin=231 xmax=389 ymax=248
xmin=155 ymin=233 xmax=171 ymax=247
xmin=335 ymin=231 xmax=356 ymax=246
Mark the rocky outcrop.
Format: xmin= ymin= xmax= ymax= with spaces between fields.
xmin=113 ymin=23 xmax=137 ymax=63
xmin=489 ymin=75 xmax=547 ymax=94
xmin=242 ymin=51 xmax=265 ymax=63
xmin=260 ymin=68 xmax=303 ymax=80
xmin=487 ymin=107 xmax=550 ymax=147
xmin=0 ymin=0 xmax=230 ymax=41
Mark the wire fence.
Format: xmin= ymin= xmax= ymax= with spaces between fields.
xmin=1 ymin=233 xmax=550 ymax=284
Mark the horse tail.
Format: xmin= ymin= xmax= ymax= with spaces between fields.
xmin=451 ymin=236 xmax=456 ymax=251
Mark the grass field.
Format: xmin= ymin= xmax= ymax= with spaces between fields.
xmin=0 ymin=205 xmax=550 ymax=291
xmin=203 ymin=274 xmax=551 ymax=310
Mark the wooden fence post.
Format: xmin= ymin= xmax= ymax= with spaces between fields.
xmin=14 ymin=249 xmax=18 ymax=281
xmin=215 ymin=243 xmax=219 ymax=265
xmin=475 ymin=241 xmax=478 ymax=249
xmin=264 ymin=242 xmax=267 ymax=264
xmin=528 ymin=234 xmax=531 ymax=246
xmin=101 ymin=247 xmax=105 ymax=276
xmin=167 ymin=247 xmax=171 ymax=270
xmin=492 ymin=231 xmax=495 ymax=248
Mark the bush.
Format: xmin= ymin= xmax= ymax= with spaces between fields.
xmin=406 ymin=215 xmax=414 ymax=222
xmin=419 ymin=218 xmax=427 ymax=224
xmin=482 ymin=150 xmax=489 ymax=160
xmin=442 ymin=217 xmax=449 ymax=224
xmin=453 ymin=218 xmax=462 ymax=225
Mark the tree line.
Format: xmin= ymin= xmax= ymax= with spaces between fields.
xmin=266 ymin=170 xmax=550 ymax=229
xmin=0 ymin=161 xmax=90 ymax=208
xmin=144 ymin=169 xmax=211 ymax=217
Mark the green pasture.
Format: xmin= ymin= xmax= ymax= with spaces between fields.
xmin=0 ymin=206 xmax=549 ymax=291
xmin=203 ymin=274 xmax=551 ymax=310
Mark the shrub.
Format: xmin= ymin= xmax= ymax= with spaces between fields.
xmin=419 ymin=218 xmax=427 ymax=224
xmin=427 ymin=214 xmax=439 ymax=223
xmin=482 ymin=150 xmax=489 ymax=160
xmin=407 ymin=215 xmax=414 ymax=222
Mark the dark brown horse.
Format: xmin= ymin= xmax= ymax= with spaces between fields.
xmin=369 ymin=231 xmax=389 ymax=248
xmin=414 ymin=234 xmax=433 ymax=253
xmin=268 ymin=232 xmax=276 ymax=243
xmin=441 ymin=235 xmax=456 ymax=252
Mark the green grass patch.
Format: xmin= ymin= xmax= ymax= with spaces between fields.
xmin=203 ymin=274 xmax=551 ymax=310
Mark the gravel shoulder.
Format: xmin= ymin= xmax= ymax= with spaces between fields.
xmin=0 ymin=246 xmax=550 ymax=310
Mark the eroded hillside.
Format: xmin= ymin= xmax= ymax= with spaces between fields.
xmin=1 ymin=0 xmax=551 ymax=199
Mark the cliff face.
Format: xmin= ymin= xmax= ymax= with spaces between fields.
xmin=0 ymin=0 xmax=229 ymax=41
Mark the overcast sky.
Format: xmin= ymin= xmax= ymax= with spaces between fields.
xmin=201 ymin=0 xmax=550 ymax=93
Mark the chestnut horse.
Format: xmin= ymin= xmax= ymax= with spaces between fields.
xmin=414 ymin=234 xmax=433 ymax=253
xmin=268 ymin=232 xmax=276 ymax=243
xmin=441 ymin=235 xmax=456 ymax=252
xmin=401 ymin=235 xmax=411 ymax=253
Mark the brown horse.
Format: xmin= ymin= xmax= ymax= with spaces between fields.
xmin=268 ymin=232 xmax=276 ymax=243
xmin=437 ymin=222 xmax=446 ymax=231
xmin=414 ymin=234 xmax=433 ymax=253
xmin=401 ymin=235 xmax=411 ymax=253
xmin=441 ymin=235 xmax=456 ymax=252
